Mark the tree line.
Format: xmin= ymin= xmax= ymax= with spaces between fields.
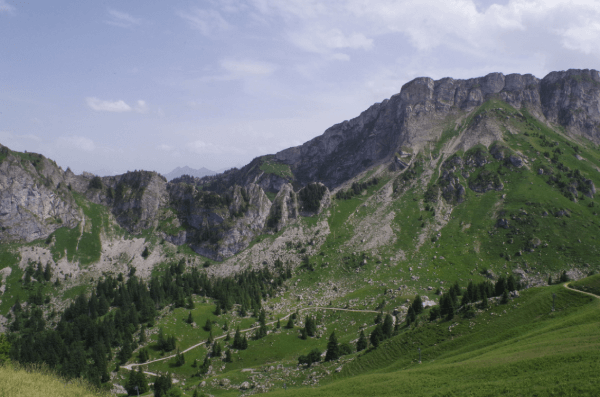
xmin=7 ymin=258 xmax=292 ymax=388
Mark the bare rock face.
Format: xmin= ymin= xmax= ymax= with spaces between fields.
xmin=272 ymin=69 xmax=599 ymax=189
xmin=107 ymin=171 xmax=168 ymax=233
xmin=0 ymin=149 xmax=80 ymax=242
xmin=167 ymin=181 xmax=274 ymax=260
xmin=541 ymin=69 xmax=600 ymax=143
xmin=267 ymin=183 xmax=299 ymax=232
xmin=216 ymin=183 xmax=272 ymax=259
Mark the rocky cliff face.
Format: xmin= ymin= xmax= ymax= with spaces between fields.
xmin=274 ymin=69 xmax=599 ymax=189
xmin=0 ymin=147 xmax=81 ymax=242
xmin=540 ymin=69 xmax=600 ymax=143
xmin=2 ymin=69 xmax=599 ymax=262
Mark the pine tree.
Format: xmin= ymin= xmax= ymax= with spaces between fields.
xmin=285 ymin=316 xmax=294 ymax=329
xmin=233 ymin=327 xmax=243 ymax=349
xmin=429 ymin=306 xmax=440 ymax=322
xmin=225 ymin=349 xmax=233 ymax=363
xmin=412 ymin=295 xmax=423 ymax=314
xmin=501 ymin=289 xmax=510 ymax=304
xmin=369 ymin=324 xmax=384 ymax=348
xmin=175 ymin=348 xmax=185 ymax=366
xmin=300 ymin=327 xmax=308 ymax=340
xmin=43 ymin=262 xmax=52 ymax=282
xmin=187 ymin=296 xmax=195 ymax=309
xmin=356 ymin=330 xmax=367 ymax=352
xmin=126 ymin=367 xmax=149 ymax=395
xmin=304 ymin=316 xmax=316 ymax=337
xmin=139 ymin=325 xmax=147 ymax=344
xmin=325 ymin=331 xmax=340 ymax=361
xmin=187 ymin=312 xmax=194 ymax=324
xmin=446 ymin=304 xmax=455 ymax=321
xmin=382 ymin=314 xmax=394 ymax=338
xmin=153 ymin=372 xmax=173 ymax=397
xmin=203 ymin=318 xmax=212 ymax=332
xmin=480 ymin=289 xmax=489 ymax=309
xmin=212 ymin=341 xmax=222 ymax=357
xmin=276 ymin=318 xmax=281 ymax=329
xmin=406 ymin=306 xmax=416 ymax=326
xmin=560 ymin=271 xmax=569 ymax=282
xmin=548 ymin=275 xmax=553 ymax=285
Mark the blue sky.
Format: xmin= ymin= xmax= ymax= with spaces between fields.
xmin=1 ymin=0 xmax=599 ymax=175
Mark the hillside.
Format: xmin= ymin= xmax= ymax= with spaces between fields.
xmin=1 ymin=68 xmax=600 ymax=396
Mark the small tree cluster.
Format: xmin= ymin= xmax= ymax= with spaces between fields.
xmin=298 ymin=348 xmax=321 ymax=367
xmin=232 ymin=327 xmax=248 ymax=350
xmin=126 ymin=367 xmax=149 ymax=396
xmin=370 ymin=314 xmax=394 ymax=348
xmin=153 ymin=372 xmax=173 ymax=397
xmin=157 ymin=328 xmax=177 ymax=352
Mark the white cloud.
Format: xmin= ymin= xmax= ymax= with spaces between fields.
xmin=86 ymin=97 xmax=149 ymax=113
xmin=59 ymin=136 xmax=96 ymax=152
xmin=158 ymin=144 xmax=175 ymax=151
xmin=288 ymin=27 xmax=372 ymax=54
xmin=0 ymin=0 xmax=15 ymax=15
xmin=177 ymin=8 xmax=231 ymax=36
xmin=134 ymin=100 xmax=148 ymax=114
xmin=106 ymin=9 xmax=142 ymax=28
xmin=220 ymin=59 xmax=277 ymax=77
xmin=86 ymin=97 xmax=132 ymax=112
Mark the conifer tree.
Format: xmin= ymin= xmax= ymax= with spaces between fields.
xmin=212 ymin=341 xmax=222 ymax=357
xmin=187 ymin=312 xmax=194 ymax=324
xmin=285 ymin=316 xmax=294 ymax=329
xmin=233 ymin=327 xmax=243 ymax=349
xmin=406 ymin=306 xmax=416 ymax=326
xmin=187 ymin=296 xmax=195 ymax=309
xmin=300 ymin=327 xmax=308 ymax=340
xmin=369 ymin=324 xmax=384 ymax=348
xmin=383 ymin=314 xmax=394 ymax=338
xmin=501 ymin=289 xmax=510 ymax=304
xmin=412 ymin=295 xmax=424 ymax=314
xmin=203 ymin=318 xmax=212 ymax=332
xmin=480 ymin=289 xmax=489 ymax=309
xmin=325 ymin=331 xmax=340 ymax=361
xmin=356 ymin=330 xmax=367 ymax=352
xmin=139 ymin=324 xmax=147 ymax=344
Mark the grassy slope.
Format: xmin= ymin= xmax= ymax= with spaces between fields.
xmin=265 ymin=286 xmax=600 ymax=396
xmin=0 ymin=364 xmax=109 ymax=397
xmin=570 ymin=273 xmax=600 ymax=296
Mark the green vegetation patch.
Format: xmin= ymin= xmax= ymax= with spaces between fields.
xmin=570 ymin=273 xmax=600 ymax=296
xmin=260 ymin=158 xmax=294 ymax=180
xmin=265 ymin=286 xmax=600 ymax=396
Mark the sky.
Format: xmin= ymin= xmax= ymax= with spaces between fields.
xmin=1 ymin=0 xmax=599 ymax=176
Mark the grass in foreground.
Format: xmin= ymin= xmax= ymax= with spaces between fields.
xmin=0 ymin=364 xmax=109 ymax=397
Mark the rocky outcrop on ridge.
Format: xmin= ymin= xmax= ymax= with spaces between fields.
xmin=0 ymin=147 xmax=80 ymax=242
xmin=272 ymin=69 xmax=599 ymax=189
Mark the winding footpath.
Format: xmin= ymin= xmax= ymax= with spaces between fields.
xmin=121 ymin=283 xmax=598 ymax=380
xmin=563 ymin=282 xmax=600 ymax=299
xmin=121 ymin=306 xmax=382 ymax=378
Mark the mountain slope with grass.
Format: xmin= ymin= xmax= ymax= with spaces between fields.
xmin=1 ymin=68 xmax=600 ymax=396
